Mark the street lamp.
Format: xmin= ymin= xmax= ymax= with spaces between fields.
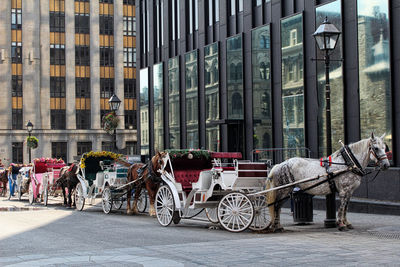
xmin=26 ymin=120 xmax=34 ymax=163
xmin=313 ymin=17 xmax=341 ymax=228
xmin=108 ymin=94 xmax=121 ymax=152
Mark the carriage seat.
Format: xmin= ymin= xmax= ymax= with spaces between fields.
xmin=174 ymin=170 xmax=203 ymax=191
xmin=85 ymin=172 xmax=97 ymax=186
xmin=35 ymin=162 xmax=48 ymax=174
xmin=237 ymin=163 xmax=269 ymax=178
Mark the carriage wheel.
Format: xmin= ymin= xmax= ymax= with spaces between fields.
xmin=43 ymin=184 xmax=49 ymax=206
xmin=113 ymin=198 xmax=123 ymax=210
xmin=28 ymin=182 xmax=35 ymax=205
xmin=137 ymin=190 xmax=148 ymax=213
xmin=249 ymin=195 xmax=270 ymax=231
xmin=18 ymin=183 xmax=23 ymax=201
xmin=217 ymin=192 xmax=254 ymax=233
xmin=102 ymin=186 xmax=113 ymax=214
xmin=75 ymin=182 xmax=85 ymax=211
xmin=155 ymin=185 xmax=175 ymax=227
xmin=205 ymin=207 xmax=219 ymax=224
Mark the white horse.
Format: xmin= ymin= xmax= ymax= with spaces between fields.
xmin=266 ymin=133 xmax=390 ymax=231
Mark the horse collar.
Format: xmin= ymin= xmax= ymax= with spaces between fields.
xmin=340 ymin=145 xmax=366 ymax=176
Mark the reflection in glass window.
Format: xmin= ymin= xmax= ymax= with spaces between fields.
xmin=185 ymin=50 xmax=199 ymax=148
xmin=153 ymin=63 xmax=163 ymax=151
xmin=281 ymin=14 xmax=304 ymax=156
xmin=205 ymin=43 xmax=220 ymax=151
xmin=227 ymin=35 xmax=243 ymax=119
xmin=140 ymin=68 xmax=149 ymax=155
xmin=168 ymin=57 xmax=180 ymax=149
xmin=358 ymin=0 xmax=392 ymax=153
xmin=316 ymin=1 xmax=344 ymax=156
xmin=252 ymin=25 xmax=272 ymax=150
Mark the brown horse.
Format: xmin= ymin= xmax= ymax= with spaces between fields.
xmin=0 ymin=169 xmax=8 ymax=197
xmin=56 ymin=164 xmax=79 ymax=207
xmin=126 ymin=152 xmax=167 ymax=216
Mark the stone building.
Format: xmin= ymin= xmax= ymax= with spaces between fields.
xmin=0 ymin=0 xmax=137 ymax=164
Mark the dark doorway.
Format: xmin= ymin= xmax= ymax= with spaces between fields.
xmin=227 ymin=120 xmax=244 ymax=154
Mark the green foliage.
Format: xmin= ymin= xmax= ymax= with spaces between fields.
xmin=165 ymin=149 xmax=211 ymax=160
xmin=102 ymin=112 xmax=119 ymax=134
xmin=26 ymin=136 xmax=38 ymax=149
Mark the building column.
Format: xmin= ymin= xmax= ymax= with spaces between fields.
xmin=0 ymin=0 xmax=12 ymax=164
xmin=40 ymin=0 xmax=51 ymax=130
xmin=90 ymin=0 xmax=100 ymax=129
xmin=65 ymin=0 xmax=76 ymax=130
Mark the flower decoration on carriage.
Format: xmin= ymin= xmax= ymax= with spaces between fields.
xmin=80 ymin=151 xmax=122 ymax=169
xmin=26 ymin=136 xmax=39 ymax=149
xmin=166 ymin=149 xmax=212 ymax=160
xmin=101 ymin=112 xmax=119 ymax=134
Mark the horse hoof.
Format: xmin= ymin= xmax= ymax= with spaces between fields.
xmin=127 ymin=209 xmax=136 ymax=215
xmin=338 ymin=225 xmax=348 ymax=231
xmin=346 ymin=224 xmax=354 ymax=230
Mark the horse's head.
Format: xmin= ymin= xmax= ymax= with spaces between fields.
xmin=152 ymin=151 xmax=168 ymax=171
xmin=369 ymin=133 xmax=390 ymax=170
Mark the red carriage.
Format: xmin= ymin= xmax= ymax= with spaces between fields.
xmin=29 ymin=158 xmax=67 ymax=206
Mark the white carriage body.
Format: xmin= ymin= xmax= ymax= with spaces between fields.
xmin=160 ymin=152 xmax=269 ymax=214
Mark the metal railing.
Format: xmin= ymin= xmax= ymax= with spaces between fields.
xmin=252 ymin=147 xmax=312 ymax=165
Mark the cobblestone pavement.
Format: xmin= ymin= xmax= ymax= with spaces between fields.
xmin=1 ymin=196 xmax=400 ymax=266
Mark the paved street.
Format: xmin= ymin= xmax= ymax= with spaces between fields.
xmin=1 ymin=195 xmax=400 ymax=266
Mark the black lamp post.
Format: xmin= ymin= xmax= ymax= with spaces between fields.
xmin=108 ymin=94 xmax=121 ymax=152
xmin=313 ymin=17 xmax=341 ymax=228
xmin=26 ymin=120 xmax=34 ymax=163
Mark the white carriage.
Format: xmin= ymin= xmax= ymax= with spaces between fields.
xmin=74 ymin=151 xmax=146 ymax=214
xmin=155 ymin=150 xmax=271 ymax=232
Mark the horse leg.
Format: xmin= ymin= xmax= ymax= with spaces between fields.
xmin=67 ymin=184 xmax=73 ymax=207
xmin=146 ymin=183 xmax=158 ymax=217
xmin=62 ymin=185 xmax=67 ymax=206
xmin=337 ymin=193 xmax=348 ymax=231
xmin=342 ymin=194 xmax=353 ymax=229
xmin=131 ymin=185 xmax=141 ymax=214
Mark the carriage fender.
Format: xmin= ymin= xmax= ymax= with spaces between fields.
xmin=77 ymin=174 xmax=88 ymax=195
xmin=160 ymin=174 xmax=181 ymax=210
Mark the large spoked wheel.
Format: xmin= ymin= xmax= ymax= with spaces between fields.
xmin=75 ymin=182 xmax=85 ymax=211
xmin=43 ymin=184 xmax=49 ymax=206
xmin=113 ymin=198 xmax=124 ymax=210
xmin=249 ymin=195 xmax=270 ymax=231
xmin=137 ymin=190 xmax=148 ymax=213
xmin=205 ymin=207 xmax=219 ymax=223
xmin=102 ymin=186 xmax=113 ymax=214
xmin=28 ymin=182 xmax=35 ymax=205
xmin=155 ymin=185 xmax=175 ymax=227
xmin=217 ymin=192 xmax=254 ymax=233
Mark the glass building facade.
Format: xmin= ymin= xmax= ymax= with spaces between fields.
xmin=137 ymin=0 xmax=398 ymax=169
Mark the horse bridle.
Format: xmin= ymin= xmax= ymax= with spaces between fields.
xmin=368 ymin=140 xmax=388 ymax=166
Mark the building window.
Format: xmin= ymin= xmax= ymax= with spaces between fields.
xmin=50 ymin=47 xmax=66 ymax=65
xmin=123 ymin=0 xmax=135 ymax=4
xmin=11 ymin=43 xmax=22 ymax=63
xmin=77 ymin=141 xmax=92 ymax=156
xmin=50 ymin=77 xmax=66 ymax=97
xmin=123 ymin=16 xmax=135 ymax=36
xmin=100 ymin=78 xmax=114 ymax=98
xmin=75 ymin=14 xmax=90 ymax=34
xmin=52 ymin=142 xmax=67 ymax=163
xmin=12 ymin=142 xmax=23 ymax=164
xmin=51 ymin=110 xmax=66 ymax=129
xmin=124 ymin=79 xmax=135 ymax=98
xmin=75 ymin=46 xmax=90 ymax=66
xmin=76 ymin=110 xmax=91 ymax=129
xmin=76 ymin=78 xmax=91 ymax=98
xmin=100 ymin=0 xmax=113 ymax=3
xmin=125 ymin=110 xmax=136 ymax=130
xmin=12 ymin=109 xmax=23 ymax=130
xmin=100 ymin=47 xmax=114 ymax=66
xmin=124 ymin=47 xmax=135 ymax=67
xmin=50 ymin=12 xmax=65 ymax=32
xmin=11 ymin=8 xmax=22 ymax=29
xmin=100 ymin=16 xmax=114 ymax=35
xmin=125 ymin=141 xmax=137 ymax=155
xmin=101 ymin=141 xmax=113 ymax=152
xmin=12 ymin=75 xmax=23 ymax=97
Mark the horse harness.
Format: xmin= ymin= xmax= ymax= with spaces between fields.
xmin=135 ymin=160 xmax=161 ymax=184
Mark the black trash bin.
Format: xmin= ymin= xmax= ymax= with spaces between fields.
xmin=292 ymin=188 xmax=313 ymax=223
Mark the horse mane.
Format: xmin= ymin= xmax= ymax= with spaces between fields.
xmin=331 ymin=138 xmax=369 ymax=158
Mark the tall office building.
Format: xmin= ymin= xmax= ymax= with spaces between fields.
xmin=0 ymin=0 xmax=137 ymax=164
xmin=138 ymin=0 xmax=398 ymax=168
